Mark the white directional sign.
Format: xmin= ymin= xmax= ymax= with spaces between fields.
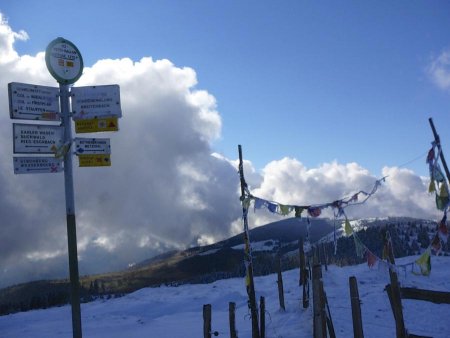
xmin=45 ymin=37 xmax=83 ymax=84
xmin=8 ymin=82 xmax=60 ymax=121
xmin=14 ymin=157 xmax=63 ymax=174
xmin=74 ymin=138 xmax=111 ymax=155
xmin=13 ymin=123 xmax=64 ymax=154
xmin=71 ymin=85 xmax=122 ymax=120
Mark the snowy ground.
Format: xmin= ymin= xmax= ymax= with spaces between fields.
xmin=1 ymin=255 xmax=449 ymax=338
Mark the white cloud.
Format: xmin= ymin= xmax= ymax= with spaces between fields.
xmin=0 ymin=14 xmax=28 ymax=63
xmin=427 ymin=49 xmax=450 ymax=91
xmin=0 ymin=16 xmax=239 ymax=286
xmin=245 ymin=158 xmax=438 ymax=227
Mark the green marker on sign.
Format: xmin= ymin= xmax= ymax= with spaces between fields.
xmin=45 ymin=37 xmax=84 ymax=84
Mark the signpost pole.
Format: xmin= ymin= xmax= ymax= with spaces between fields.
xmin=61 ymin=83 xmax=82 ymax=338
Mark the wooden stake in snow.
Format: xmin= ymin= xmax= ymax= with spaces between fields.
xmin=238 ymin=145 xmax=260 ymax=338
xmin=229 ymin=302 xmax=237 ymax=338
xmin=349 ymin=276 xmax=364 ymax=338
xmin=277 ymin=255 xmax=286 ymax=311
xmin=203 ymin=304 xmax=212 ymax=338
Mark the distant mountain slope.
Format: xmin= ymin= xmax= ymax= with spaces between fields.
xmin=0 ymin=216 xmax=446 ymax=315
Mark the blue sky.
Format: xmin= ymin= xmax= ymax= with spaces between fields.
xmin=3 ymin=0 xmax=450 ymax=175
xmin=1 ymin=1 xmax=450 ymax=286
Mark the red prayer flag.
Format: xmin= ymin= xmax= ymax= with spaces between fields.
xmin=367 ymin=251 xmax=377 ymax=268
xmin=308 ymin=207 xmax=321 ymax=217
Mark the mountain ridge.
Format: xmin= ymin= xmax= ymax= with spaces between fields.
xmin=0 ymin=216 xmax=445 ymax=315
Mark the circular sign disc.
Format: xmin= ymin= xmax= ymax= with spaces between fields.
xmin=45 ymin=37 xmax=84 ymax=84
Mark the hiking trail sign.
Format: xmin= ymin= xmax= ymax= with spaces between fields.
xmin=74 ymin=138 xmax=111 ymax=155
xmin=8 ymin=82 xmax=60 ymax=121
xmin=8 ymin=37 xmax=122 ymax=338
xmin=14 ymin=157 xmax=63 ymax=174
xmin=45 ymin=37 xmax=83 ymax=85
xmin=13 ymin=123 xmax=64 ymax=154
xmin=74 ymin=117 xmax=119 ymax=133
xmin=71 ymin=85 xmax=122 ymax=120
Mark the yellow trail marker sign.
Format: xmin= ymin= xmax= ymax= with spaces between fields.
xmin=78 ymin=154 xmax=111 ymax=167
xmin=75 ymin=117 xmax=118 ymax=133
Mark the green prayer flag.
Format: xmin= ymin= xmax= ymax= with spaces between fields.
xmin=294 ymin=206 xmax=304 ymax=218
xmin=440 ymin=183 xmax=449 ymax=197
xmin=436 ymin=194 xmax=449 ymax=211
xmin=354 ymin=235 xmax=366 ymax=258
xmin=279 ymin=204 xmax=292 ymax=216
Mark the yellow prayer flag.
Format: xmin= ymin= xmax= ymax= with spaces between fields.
xmin=414 ymin=248 xmax=431 ymax=276
xmin=344 ymin=219 xmax=353 ymax=236
xmin=428 ymin=180 xmax=436 ymax=193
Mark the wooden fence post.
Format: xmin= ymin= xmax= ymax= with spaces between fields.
xmin=312 ymin=264 xmax=326 ymax=338
xmin=384 ymin=231 xmax=407 ymax=338
xmin=299 ymin=237 xmax=305 ymax=286
xmin=299 ymin=236 xmax=309 ymax=309
xmin=349 ymin=276 xmax=364 ymax=338
xmin=323 ymin=285 xmax=336 ymax=338
xmin=313 ymin=246 xmax=319 ymax=265
xmin=203 ymin=304 xmax=212 ymax=338
xmin=260 ymin=296 xmax=265 ymax=338
xmin=277 ymin=255 xmax=286 ymax=311
xmin=321 ymin=243 xmax=328 ymax=271
xmin=229 ymin=302 xmax=237 ymax=338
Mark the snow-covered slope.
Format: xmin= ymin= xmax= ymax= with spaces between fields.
xmin=1 ymin=255 xmax=449 ymax=338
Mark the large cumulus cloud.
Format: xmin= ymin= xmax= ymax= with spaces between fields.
xmin=245 ymin=159 xmax=437 ymax=227
xmin=0 ymin=14 xmax=240 ymax=287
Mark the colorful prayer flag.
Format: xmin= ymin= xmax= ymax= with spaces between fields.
xmin=435 ymin=194 xmax=449 ymax=211
xmin=439 ymin=183 xmax=449 ymax=197
xmin=267 ymin=202 xmax=277 ymax=213
xmin=431 ymin=235 xmax=442 ymax=253
xmin=354 ymin=235 xmax=366 ymax=258
xmin=294 ymin=206 xmax=304 ymax=218
xmin=414 ymin=249 xmax=431 ymax=276
xmin=429 ymin=180 xmax=436 ymax=193
xmin=433 ymin=166 xmax=445 ymax=182
xmin=254 ymin=198 xmax=265 ymax=210
xmin=426 ymin=147 xmax=435 ymax=164
xmin=243 ymin=197 xmax=252 ymax=210
xmin=344 ymin=218 xmax=353 ymax=236
xmin=367 ymin=251 xmax=377 ymax=268
xmin=308 ymin=207 xmax=321 ymax=218
xmin=438 ymin=221 xmax=448 ymax=244
xmin=279 ymin=204 xmax=292 ymax=216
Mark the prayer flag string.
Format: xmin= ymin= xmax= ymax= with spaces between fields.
xmin=243 ymin=177 xmax=385 ymax=257
xmin=343 ymin=141 xmax=450 ymax=276
xmin=343 ymin=217 xmax=415 ymax=274
xmin=244 ymin=177 xmax=386 ymax=220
